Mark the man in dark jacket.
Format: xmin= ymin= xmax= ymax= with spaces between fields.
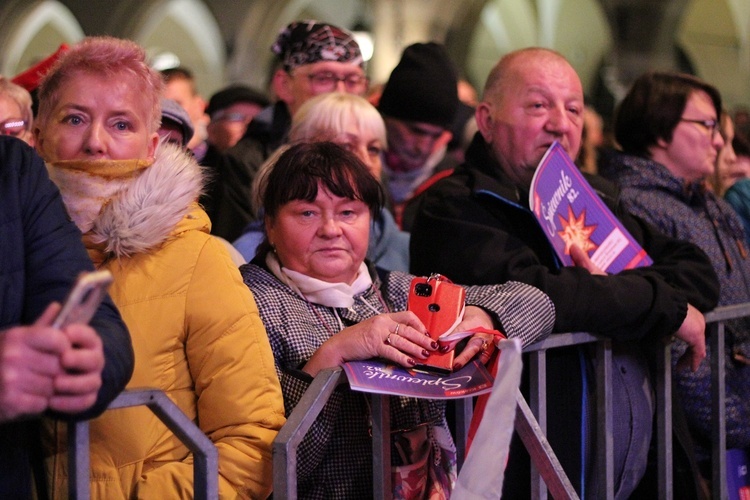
xmin=0 ymin=137 xmax=133 ymax=497
xmin=409 ymin=48 xmax=719 ymax=499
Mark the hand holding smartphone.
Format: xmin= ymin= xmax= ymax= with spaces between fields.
xmin=407 ymin=274 xmax=466 ymax=374
xmin=52 ymin=270 xmax=114 ymax=329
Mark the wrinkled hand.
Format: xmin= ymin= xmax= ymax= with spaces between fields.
xmin=50 ymin=323 xmax=104 ymax=413
xmin=674 ymin=303 xmax=706 ymax=372
xmin=570 ymin=244 xmax=607 ymax=276
xmin=0 ymin=304 xmax=70 ymax=422
xmin=449 ymin=306 xmax=497 ymax=370
xmin=304 ymin=311 xmax=438 ymax=377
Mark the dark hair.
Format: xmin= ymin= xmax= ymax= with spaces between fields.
xmin=258 ymin=141 xmax=385 ymax=256
xmin=161 ymin=66 xmax=194 ymax=82
xmin=614 ymin=72 xmax=722 ymax=157
xmin=734 ymin=133 xmax=750 ymax=159
xmin=160 ymin=66 xmax=198 ymax=96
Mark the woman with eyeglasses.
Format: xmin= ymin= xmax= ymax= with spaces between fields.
xmin=0 ymin=77 xmax=34 ymax=145
xmin=600 ymin=71 xmax=750 ymax=476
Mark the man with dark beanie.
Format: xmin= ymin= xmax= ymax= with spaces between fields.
xmin=378 ymin=42 xmax=460 ymax=230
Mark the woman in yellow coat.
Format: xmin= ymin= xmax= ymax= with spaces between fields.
xmin=34 ymin=36 xmax=285 ymax=499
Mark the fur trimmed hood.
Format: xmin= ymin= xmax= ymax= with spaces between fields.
xmin=87 ymin=142 xmax=206 ymax=258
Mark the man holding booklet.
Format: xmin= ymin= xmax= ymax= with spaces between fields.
xmin=410 ymin=47 xmax=719 ymax=498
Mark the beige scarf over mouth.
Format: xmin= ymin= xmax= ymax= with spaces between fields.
xmin=47 ymin=158 xmax=153 ymax=234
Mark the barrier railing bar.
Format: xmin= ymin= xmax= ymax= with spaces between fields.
xmin=273 ymin=368 xmax=343 ymax=500
xmin=273 ymin=331 xmax=610 ymax=499
xmin=454 ymin=397 xmax=473 ymax=470
xmin=656 ymin=337 xmax=673 ymax=500
xmin=68 ymin=420 xmax=90 ymax=500
xmin=529 ymin=332 xmax=611 ymax=500
xmin=371 ymin=394 xmax=391 ymax=499
xmin=530 ymin=348 xmax=547 ymax=500
xmin=690 ymin=302 xmax=750 ymax=500
xmin=515 ymin=390 xmax=579 ymax=499
xmin=596 ymin=339 xmax=614 ymax=500
xmin=70 ymin=389 xmax=218 ymax=500
xmin=704 ymin=302 xmax=750 ymax=323
xmin=710 ymin=321 xmax=727 ymax=500
xmin=702 ymin=303 xmax=750 ymax=500
xmin=524 ymin=332 xmax=601 ymax=352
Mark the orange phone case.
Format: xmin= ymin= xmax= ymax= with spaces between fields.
xmin=407 ymin=275 xmax=466 ymax=374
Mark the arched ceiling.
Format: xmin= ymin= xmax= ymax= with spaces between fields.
xmin=0 ymin=0 xmax=747 ymax=111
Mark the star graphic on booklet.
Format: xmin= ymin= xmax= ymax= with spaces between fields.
xmin=557 ymin=205 xmax=598 ymax=255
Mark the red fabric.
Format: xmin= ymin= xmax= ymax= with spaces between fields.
xmin=466 ymin=348 xmax=501 ymax=454
xmin=412 ymin=168 xmax=454 ymax=199
xmin=11 ymin=44 xmax=69 ymax=92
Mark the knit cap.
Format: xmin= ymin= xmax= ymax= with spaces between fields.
xmin=378 ymin=42 xmax=459 ymax=129
xmin=160 ymin=98 xmax=194 ymax=147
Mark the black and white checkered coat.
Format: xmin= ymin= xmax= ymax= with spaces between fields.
xmin=241 ymin=260 xmax=554 ymax=499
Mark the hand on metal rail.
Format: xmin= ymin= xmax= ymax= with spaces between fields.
xmin=674 ymin=303 xmax=706 ymax=372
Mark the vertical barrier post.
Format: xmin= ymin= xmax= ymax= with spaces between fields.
xmin=529 ymin=350 xmax=548 ymax=500
xmin=371 ymin=393 xmax=391 ymax=499
xmin=596 ymin=339 xmax=614 ymax=500
xmin=710 ymin=321 xmax=727 ymax=500
xmin=68 ymin=420 xmax=90 ymax=500
xmin=656 ymin=337 xmax=673 ymax=500
xmin=454 ymin=397 xmax=473 ymax=470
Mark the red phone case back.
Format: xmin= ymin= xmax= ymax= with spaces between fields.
xmin=408 ymin=277 xmax=466 ymax=373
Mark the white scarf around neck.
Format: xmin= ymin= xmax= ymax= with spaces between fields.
xmin=265 ymin=252 xmax=372 ymax=308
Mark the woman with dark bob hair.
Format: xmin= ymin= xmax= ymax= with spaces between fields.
xmin=240 ymin=141 xmax=555 ymax=498
xmin=602 ymin=71 xmax=750 ymax=474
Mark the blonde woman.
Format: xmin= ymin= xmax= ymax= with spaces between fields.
xmin=235 ymin=93 xmax=410 ymax=271
xmin=34 ymin=36 xmax=284 ymax=499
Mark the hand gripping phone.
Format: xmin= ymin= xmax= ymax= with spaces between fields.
xmin=407 ymin=274 xmax=466 ymax=374
xmin=52 ymin=270 xmax=114 ymax=329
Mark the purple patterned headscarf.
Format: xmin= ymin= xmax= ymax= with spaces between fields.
xmin=272 ymin=20 xmax=363 ymax=71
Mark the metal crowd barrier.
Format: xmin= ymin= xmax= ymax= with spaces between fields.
xmin=273 ymin=332 xmax=613 ymax=500
xmin=68 ymin=388 xmax=219 ymax=500
xmin=652 ymin=302 xmax=750 ymax=500
xmin=66 ymin=302 xmax=750 ymax=500
xmin=704 ymin=302 xmax=750 ymax=500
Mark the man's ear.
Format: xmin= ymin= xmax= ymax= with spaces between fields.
xmin=272 ymin=69 xmax=294 ymax=105
xmin=475 ymin=103 xmax=493 ymax=142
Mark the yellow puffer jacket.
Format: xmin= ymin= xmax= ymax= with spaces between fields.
xmin=44 ymin=143 xmax=285 ymax=499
